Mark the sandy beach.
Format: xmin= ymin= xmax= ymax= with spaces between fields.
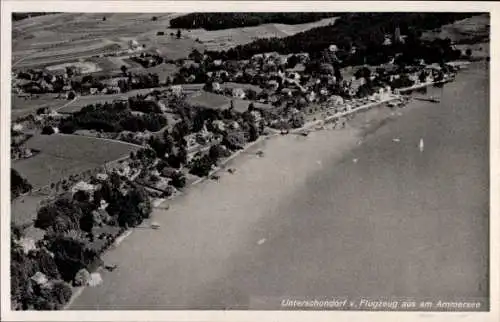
xmin=70 ymin=60 xmax=489 ymax=310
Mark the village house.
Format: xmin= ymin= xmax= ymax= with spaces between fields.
xmin=231 ymin=88 xmax=246 ymax=99
xmin=266 ymin=80 xmax=279 ymax=91
xmin=306 ymin=91 xmax=317 ymax=102
xmin=170 ymin=85 xmax=183 ymax=96
xmin=72 ymin=181 xmax=96 ymax=195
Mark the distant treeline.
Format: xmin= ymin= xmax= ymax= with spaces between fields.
xmin=12 ymin=13 xmax=58 ymax=22
xmin=169 ymin=12 xmax=338 ymax=30
xmin=204 ymin=13 xmax=478 ymax=65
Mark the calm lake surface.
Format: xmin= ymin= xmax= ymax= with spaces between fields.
xmin=71 ymin=62 xmax=489 ymax=310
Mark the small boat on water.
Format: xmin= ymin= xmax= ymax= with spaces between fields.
xmin=419 ymin=138 xmax=424 ymax=152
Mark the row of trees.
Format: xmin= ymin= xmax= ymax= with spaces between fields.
xmin=57 ymin=101 xmax=167 ymax=134
xmin=169 ymin=12 xmax=338 ymax=30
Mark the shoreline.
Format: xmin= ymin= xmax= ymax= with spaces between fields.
xmin=65 ymin=70 xmax=468 ymax=309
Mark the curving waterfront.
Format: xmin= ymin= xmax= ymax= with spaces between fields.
xmin=70 ymin=61 xmax=489 ymax=310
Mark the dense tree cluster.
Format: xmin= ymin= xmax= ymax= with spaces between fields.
xmin=169 ymin=13 xmax=338 ymax=30
xmin=12 ymin=13 xmax=56 ymax=21
xmin=27 ymin=173 xmax=152 ymax=290
xmin=11 ymin=169 xmax=32 ymax=199
xmin=204 ymin=13 xmax=475 ymax=65
xmin=128 ymin=95 xmax=162 ymax=113
xmin=58 ymin=101 xmax=167 ymax=134
xmin=11 ymin=227 xmax=73 ymax=310
xmin=130 ymin=53 xmax=164 ymax=69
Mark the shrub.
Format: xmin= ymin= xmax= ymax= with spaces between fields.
xmin=51 ymin=281 xmax=72 ymax=305
xmin=170 ymin=171 xmax=186 ymax=189
xmin=11 ymin=169 xmax=32 ymax=199
xmin=74 ymin=268 xmax=90 ymax=287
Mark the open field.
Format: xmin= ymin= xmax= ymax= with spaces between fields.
xmin=186 ymin=90 xmax=273 ymax=113
xmin=58 ymin=87 xmax=168 ymax=114
xmin=24 ymin=133 xmax=141 ymax=164
xmin=137 ymin=35 xmax=205 ymax=61
xmin=11 ymin=94 xmax=68 ymax=119
xmin=219 ymin=82 xmax=263 ymax=94
xmin=421 ymin=14 xmax=489 ymax=44
xmin=127 ymin=63 xmax=179 ymax=81
xmin=12 ymin=153 xmax=105 ymax=189
xmin=186 ymin=17 xmax=339 ymax=51
xmin=11 ymin=193 xmax=49 ymax=227
xmin=12 ymin=93 xmax=65 ymax=110
xmin=12 ymin=13 xmax=185 ymax=70
xmin=12 ymin=13 xmax=340 ymax=71
xmin=186 ymin=91 xmax=229 ymax=109
xmin=12 ymin=134 xmax=141 ymax=188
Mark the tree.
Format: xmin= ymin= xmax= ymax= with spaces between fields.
xmin=11 ymin=169 xmax=32 ymax=199
xmin=248 ymin=123 xmax=259 ymax=142
xmin=59 ymin=121 xmax=76 ymax=134
xmin=203 ymin=81 xmax=213 ymax=92
xmin=246 ymin=89 xmax=257 ymax=100
xmin=170 ymin=171 xmax=186 ymax=189
xmin=177 ymin=145 xmax=188 ymax=165
xmin=148 ymin=136 xmax=168 ymax=159
xmin=120 ymin=65 xmax=128 ymax=76
xmin=287 ymin=54 xmax=299 ymax=69
xmin=51 ymin=281 xmax=72 ymax=306
xmin=35 ymin=198 xmax=82 ymax=232
xmin=354 ymin=66 xmax=371 ymax=80
xmin=46 ymin=236 xmax=99 ymax=282
xmin=465 ymin=48 xmax=472 ymax=58
xmin=176 ymin=29 xmax=182 ymax=39
xmin=162 ymin=130 xmax=175 ymax=155
xmin=208 ymin=144 xmax=222 ymax=163
xmin=189 ymin=155 xmax=213 ymax=177
xmin=31 ymin=249 xmax=60 ymax=280
xmin=42 ymin=125 xmax=55 ymax=135
xmin=172 ymin=120 xmax=190 ymax=142
xmin=419 ymin=70 xmax=427 ymax=83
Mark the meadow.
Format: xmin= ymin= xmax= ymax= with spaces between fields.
xmin=58 ymin=87 xmax=169 ymax=114
xmin=13 ymin=134 xmax=141 ymax=188
xmin=186 ymin=90 xmax=272 ymax=113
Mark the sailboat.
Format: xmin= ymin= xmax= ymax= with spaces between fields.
xmin=419 ymin=138 xmax=424 ymax=152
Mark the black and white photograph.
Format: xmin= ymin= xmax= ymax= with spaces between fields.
xmin=1 ymin=1 xmax=498 ymax=320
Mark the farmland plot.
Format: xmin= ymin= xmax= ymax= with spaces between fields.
xmin=11 ymin=94 xmax=68 ymax=119
xmin=58 ymin=87 xmax=170 ymax=114
xmin=13 ymin=134 xmax=141 ymax=188
xmin=186 ymin=16 xmax=339 ymax=51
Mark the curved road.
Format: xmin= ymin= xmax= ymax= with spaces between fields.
xmin=70 ymin=62 xmax=489 ymax=310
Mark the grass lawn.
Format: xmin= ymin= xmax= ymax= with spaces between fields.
xmin=11 ymin=94 xmax=66 ymax=119
xmin=58 ymin=87 xmax=169 ymax=114
xmin=186 ymin=90 xmax=273 ymax=113
xmin=12 ymin=154 xmax=101 ymax=189
xmin=11 ymin=193 xmax=48 ymax=226
xmin=220 ymin=82 xmax=263 ymax=94
xmin=13 ymin=134 xmax=141 ymax=188
xmin=185 ymin=91 xmax=230 ymax=110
